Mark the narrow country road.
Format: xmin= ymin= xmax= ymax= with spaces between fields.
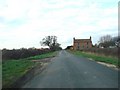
xmin=23 ymin=50 xmax=118 ymax=88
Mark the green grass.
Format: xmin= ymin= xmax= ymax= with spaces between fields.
xmin=26 ymin=51 xmax=58 ymax=60
xmin=2 ymin=51 xmax=58 ymax=87
xmin=69 ymin=50 xmax=119 ymax=67
xmin=2 ymin=60 xmax=37 ymax=87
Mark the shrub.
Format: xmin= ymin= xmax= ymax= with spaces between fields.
xmin=80 ymin=47 xmax=118 ymax=57
xmin=2 ymin=48 xmax=51 ymax=60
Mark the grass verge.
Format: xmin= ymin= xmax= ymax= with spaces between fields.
xmin=2 ymin=51 xmax=58 ymax=87
xmin=26 ymin=51 xmax=57 ymax=60
xmin=2 ymin=60 xmax=37 ymax=87
xmin=68 ymin=50 xmax=119 ymax=67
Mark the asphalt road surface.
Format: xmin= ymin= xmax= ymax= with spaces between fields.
xmin=23 ymin=50 xmax=118 ymax=88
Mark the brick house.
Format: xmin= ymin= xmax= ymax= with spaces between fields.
xmin=73 ymin=36 xmax=92 ymax=50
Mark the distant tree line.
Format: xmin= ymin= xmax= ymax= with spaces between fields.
xmin=2 ymin=48 xmax=51 ymax=60
xmin=65 ymin=46 xmax=73 ymax=50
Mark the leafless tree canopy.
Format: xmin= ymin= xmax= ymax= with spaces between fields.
xmin=98 ymin=35 xmax=115 ymax=48
xmin=40 ymin=36 xmax=62 ymax=51
xmin=99 ymin=35 xmax=112 ymax=43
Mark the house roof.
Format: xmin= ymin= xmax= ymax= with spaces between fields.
xmin=74 ymin=39 xmax=91 ymax=43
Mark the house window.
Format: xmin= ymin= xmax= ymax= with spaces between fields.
xmin=77 ymin=46 xmax=80 ymax=50
xmin=83 ymin=45 xmax=84 ymax=48
xmin=87 ymin=42 xmax=89 ymax=45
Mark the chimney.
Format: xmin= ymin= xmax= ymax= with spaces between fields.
xmin=73 ymin=37 xmax=75 ymax=41
xmin=73 ymin=37 xmax=75 ymax=40
xmin=90 ymin=36 xmax=91 ymax=40
xmin=73 ymin=37 xmax=75 ymax=43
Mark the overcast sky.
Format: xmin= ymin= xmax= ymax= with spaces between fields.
xmin=0 ymin=0 xmax=118 ymax=49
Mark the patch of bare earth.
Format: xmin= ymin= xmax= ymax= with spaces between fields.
xmin=32 ymin=57 xmax=53 ymax=63
xmin=31 ymin=57 xmax=56 ymax=74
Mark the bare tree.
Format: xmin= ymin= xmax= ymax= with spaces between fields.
xmin=98 ymin=35 xmax=114 ymax=48
xmin=40 ymin=36 xmax=52 ymax=47
xmin=99 ymin=35 xmax=112 ymax=43
xmin=40 ymin=36 xmax=62 ymax=51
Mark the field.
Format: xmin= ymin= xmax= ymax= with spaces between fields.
xmin=2 ymin=51 xmax=57 ymax=88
